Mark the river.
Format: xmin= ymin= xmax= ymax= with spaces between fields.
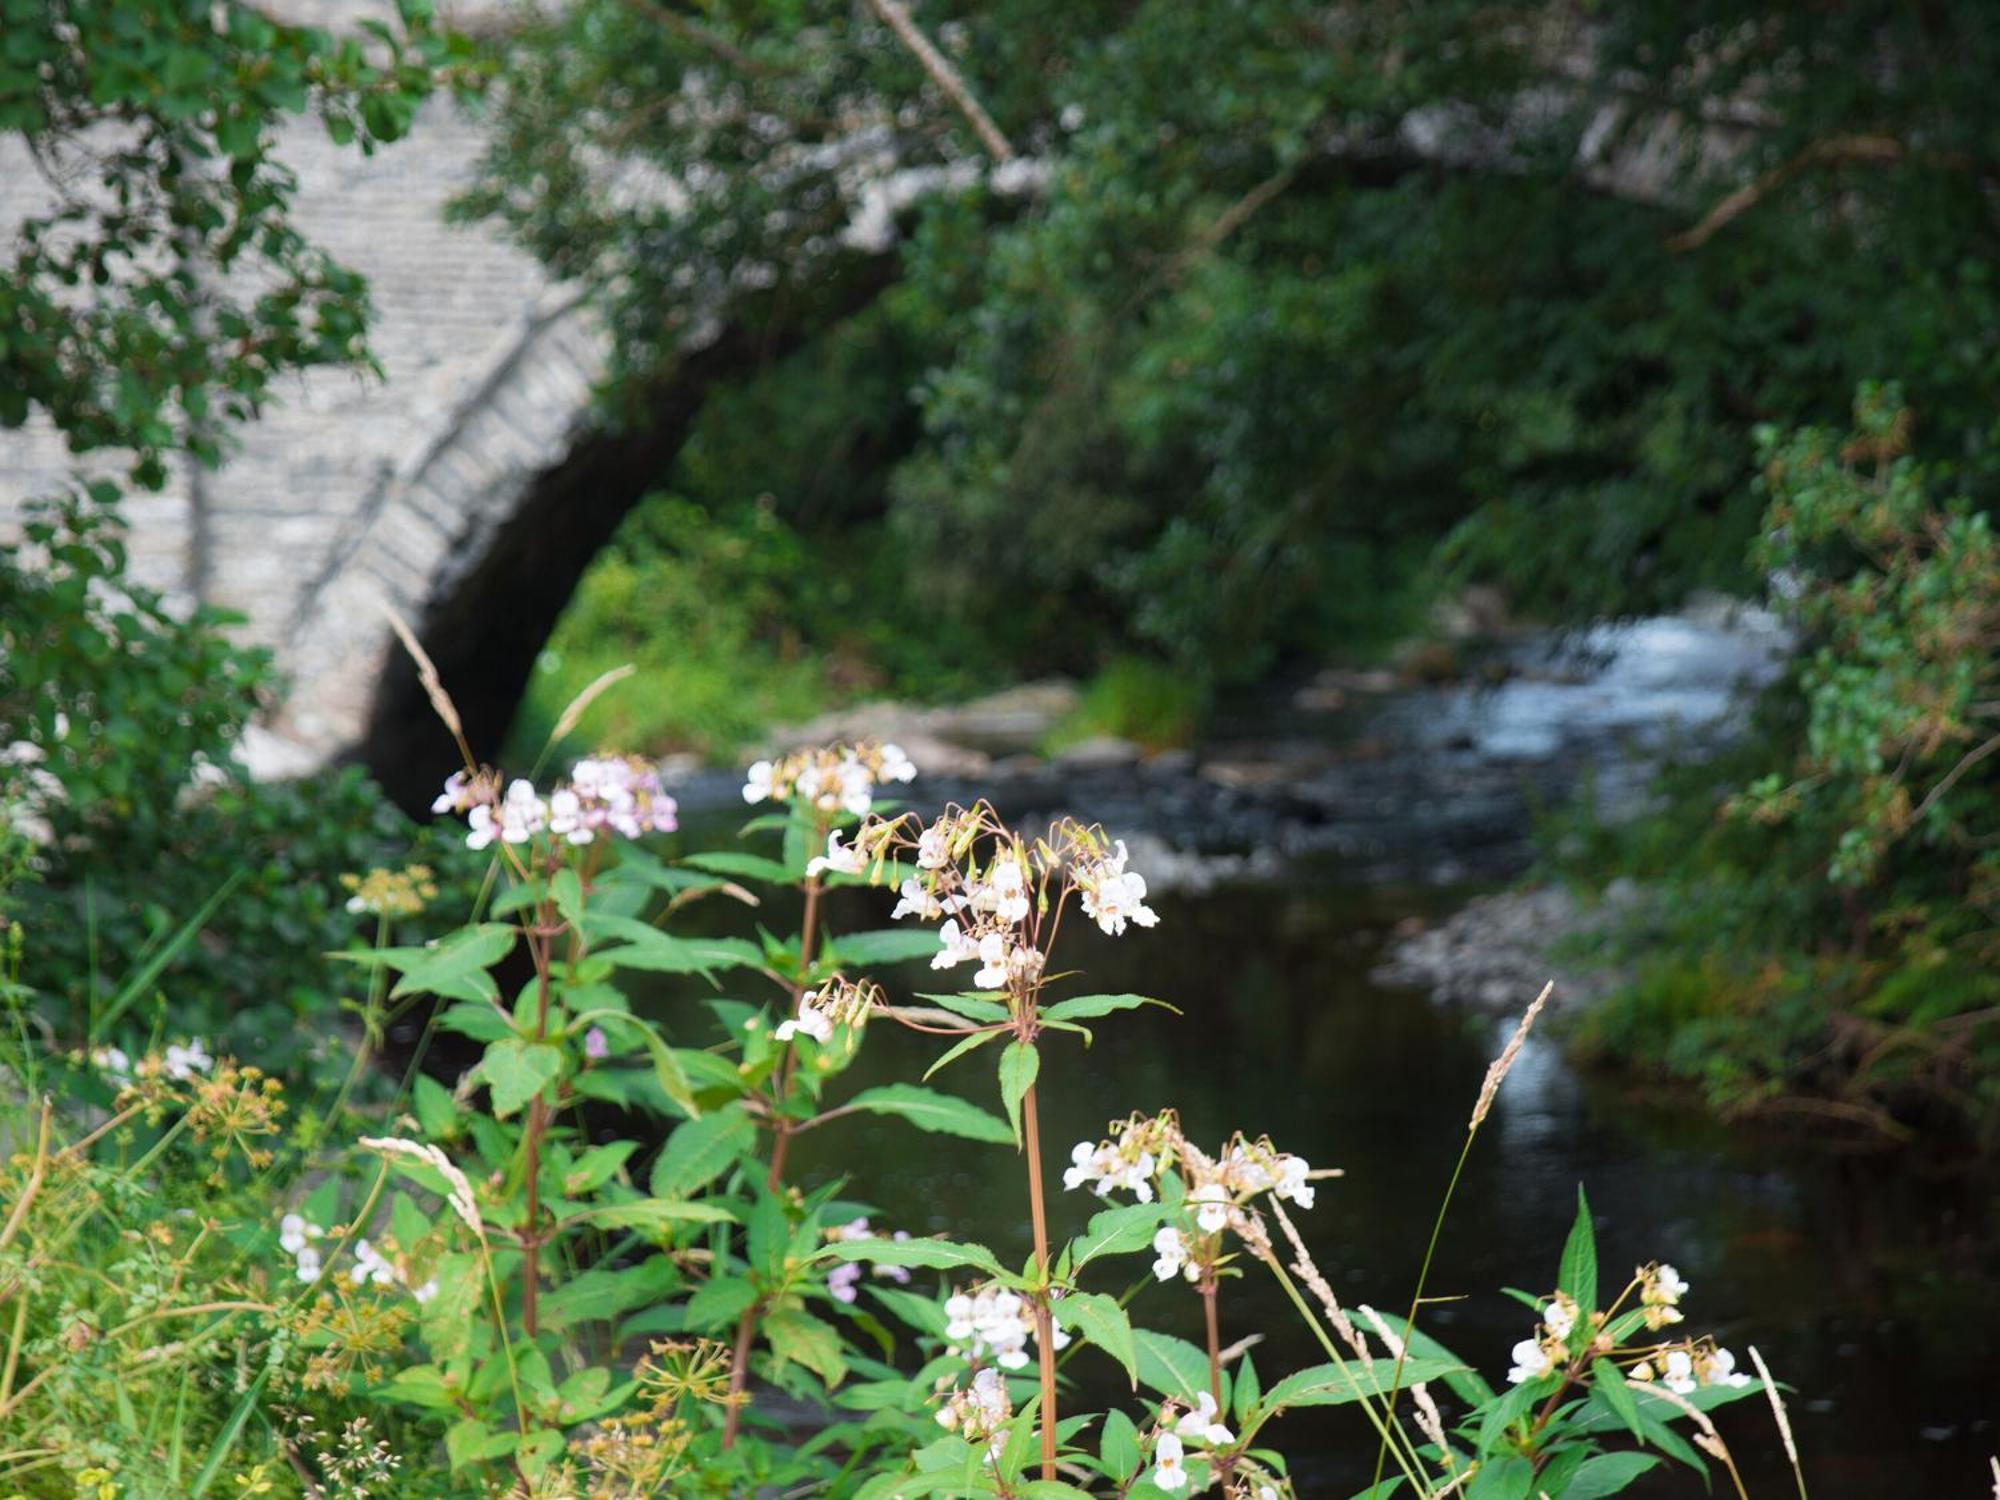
xmin=649 ymin=609 xmax=1999 ymax=1495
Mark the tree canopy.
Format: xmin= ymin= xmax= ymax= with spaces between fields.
xmin=468 ymin=0 xmax=2000 ymax=682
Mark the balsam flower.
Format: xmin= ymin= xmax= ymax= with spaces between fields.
xmin=1175 ymin=1391 xmax=1233 ymax=1446
xmin=1151 ymin=1431 xmax=1190 ymax=1492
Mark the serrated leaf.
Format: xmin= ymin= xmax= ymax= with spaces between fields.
xmin=1040 ymin=992 xmax=1175 ymax=1023
xmin=1068 ymin=1202 xmax=1169 ymax=1269
xmin=817 ymin=1236 xmax=1007 ymax=1278
xmin=915 ymin=991 xmax=1011 ymax=1023
xmin=1559 ymin=1185 xmax=1598 ymax=1322
xmin=1591 ymin=1356 xmax=1644 ymax=1440
xmin=389 ymin=924 xmax=515 ymax=1003
xmin=483 ymin=1037 xmax=562 ymax=1118
xmin=681 ymin=850 xmax=796 ymax=884
xmin=845 ymin=1083 xmax=1014 ymax=1143
xmin=826 ymin=927 xmax=948 ymax=965
xmin=922 ymin=1025 xmax=1003 ymax=1081
xmin=767 ymin=1307 xmax=847 ymax=1386
xmin=998 ymin=1040 xmax=1039 ymax=1146
xmin=1053 ymin=1291 xmax=1137 ymax=1387
xmin=1134 ymin=1328 xmax=1221 ymax=1406
xmin=649 ymin=1103 xmax=754 ymax=1197
xmin=1100 ymin=1405 xmax=1141 ymax=1478
xmin=1258 ymin=1357 xmax=1466 ymax=1413
xmin=573 ymin=1198 xmax=735 ymax=1231
xmin=1564 ymin=1452 xmax=1663 ymax=1498
xmin=550 ymin=867 xmax=585 ymax=929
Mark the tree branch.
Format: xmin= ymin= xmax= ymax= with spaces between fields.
xmin=861 ymin=0 xmax=1015 ymax=162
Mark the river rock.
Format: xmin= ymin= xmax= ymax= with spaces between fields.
xmin=1371 ymin=882 xmax=1646 ymax=1012
xmin=1051 ymin=735 xmax=1141 ymax=769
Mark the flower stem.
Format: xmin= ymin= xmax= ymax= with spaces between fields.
xmin=1021 ymin=1080 xmax=1058 ymax=1481
xmin=723 ymin=866 xmax=824 ymax=1449
xmin=1202 ymin=1278 xmax=1224 ymax=1409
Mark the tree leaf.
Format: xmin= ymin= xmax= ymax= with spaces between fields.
xmin=844 ymin=1083 xmax=1014 ymax=1143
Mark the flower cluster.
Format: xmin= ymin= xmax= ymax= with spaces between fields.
xmin=89 ymin=1044 xmax=132 ymax=1087
xmin=433 ymin=757 xmax=679 ymax=852
xmin=341 ymin=863 xmax=439 ymax=918
xmin=943 ymin=1284 xmax=1070 ymax=1371
xmin=163 ymin=1038 xmax=213 ymax=1082
xmin=847 ymin=806 xmax=1161 ymax=1002
xmin=774 ymin=977 xmax=883 ymax=1045
xmin=823 ymin=1217 xmax=913 ymax=1303
xmin=741 ymin=741 xmax=917 ymax=814
xmin=1506 ymin=1292 xmax=1580 ymax=1385
xmin=934 ymin=1367 xmax=1011 ymax=1461
xmin=1066 ymin=1114 xmax=1317 ymax=1222
xmin=183 ymin=1059 xmax=286 ymax=1174
xmin=1639 ymin=1261 xmax=1689 ymax=1329
xmin=1631 ymin=1340 xmax=1753 ymax=1394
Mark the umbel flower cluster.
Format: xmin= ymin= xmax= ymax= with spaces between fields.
xmin=809 ymin=805 xmax=1159 ymax=998
xmin=433 ymin=755 xmax=679 ymax=850
xmin=741 ymin=740 xmax=917 ymax=814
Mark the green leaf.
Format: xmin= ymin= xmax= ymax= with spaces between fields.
xmin=867 ymin=1285 xmax=949 ymax=1339
xmin=1134 ymin=1328 xmax=1221 ymax=1406
xmin=816 ymin=1236 xmax=1007 ymax=1279
xmin=1591 ymin=1356 xmax=1644 ymax=1440
xmin=1053 ymin=1291 xmax=1138 ymax=1387
xmin=483 ymin=1037 xmax=562 ymax=1118
xmin=826 ymin=927 xmax=948 ymax=965
xmin=998 ymin=1040 xmax=1039 ymax=1146
xmin=684 ymin=1274 xmax=759 ymax=1331
xmin=550 ymin=867 xmax=585 ymax=929
xmin=390 ymin=923 xmax=516 ymax=1004
xmin=1563 ymin=1453 xmax=1664 ymax=1498
xmin=1258 ymin=1357 xmax=1466 ymax=1413
xmin=1352 ymin=1309 xmax=1494 ymax=1408
xmin=1040 ymin=992 xmax=1175 ymax=1023
xmin=1558 ymin=1185 xmax=1598 ymax=1323
xmin=915 ymin=991 xmax=1011 ymax=1023
xmin=573 ymin=1198 xmax=736 ymax=1231
xmin=588 ymin=913 xmax=762 ymax=976
xmin=445 ymin=1418 xmax=516 ymax=1470
xmin=650 ymin=1103 xmax=755 ymax=1197
xmin=680 ymin=850 xmax=797 ymax=884
xmin=1099 ymin=1405 xmax=1141 ymax=1478
xmin=437 ymin=1000 xmax=514 ymax=1042
xmin=1068 ymin=1202 xmax=1169 ymax=1269
xmin=412 ymin=1073 xmax=458 ymax=1138
xmin=1465 ymin=1453 xmax=1533 ymax=1500
xmin=188 ymin=1366 xmax=269 ymax=1495
xmin=922 ymin=1025 xmax=1003 ymax=1081
xmin=844 ymin=1083 xmax=1014 ymax=1143
xmin=766 ymin=1307 xmax=848 ymax=1386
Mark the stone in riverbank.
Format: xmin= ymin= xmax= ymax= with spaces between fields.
xmin=1372 ymin=881 xmax=1645 ymax=1012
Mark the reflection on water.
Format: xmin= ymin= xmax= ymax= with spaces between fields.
xmin=690 ymin=873 xmax=2000 ymax=1497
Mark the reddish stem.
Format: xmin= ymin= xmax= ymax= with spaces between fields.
xmin=1022 ymin=1079 xmax=1058 ymax=1481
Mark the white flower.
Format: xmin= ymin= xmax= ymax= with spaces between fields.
xmin=836 ymin=754 xmax=874 ymax=817
xmin=1177 ymin=1391 xmax=1234 ymax=1446
xmin=294 ymin=1245 xmax=322 ymax=1284
xmin=412 ymin=1278 xmax=439 ymax=1304
xmin=547 ymin=787 xmax=591 ymax=844
xmin=917 ymin=821 xmax=950 ymax=869
xmin=932 ymin=918 xmax=980 ymax=969
xmin=1273 ymin=1154 xmax=1314 ymax=1209
xmin=1662 ymin=1349 xmax=1697 ymax=1394
xmin=1191 ymin=1183 xmax=1231 ymax=1235
xmin=163 ymin=1039 xmax=212 ymax=1082
xmin=431 ymin=771 xmax=474 ymax=815
xmin=279 ymin=1213 xmax=314 ymax=1255
xmin=891 ymin=876 xmax=943 ymax=921
xmin=91 ymin=1046 xmax=132 ymax=1084
xmin=742 ymin=760 xmax=775 ymax=804
xmin=465 ymin=804 xmax=500 ymax=850
xmin=1703 ymin=1346 xmax=1752 ymax=1388
xmin=806 ymin=830 xmax=866 ymax=878
xmin=1152 ymin=1431 xmax=1190 ymax=1492
xmin=775 ymin=990 xmax=836 ymax=1044
xmin=498 ymin=779 xmax=546 ymax=844
xmin=1507 ymin=1337 xmax=1555 ymax=1385
xmin=1542 ymin=1299 xmax=1576 ymax=1342
xmin=878 ymin=743 xmax=918 ymax=783
xmin=1078 ymin=841 xmax=1159 ymax=936
xmin=1655 ymin=1264 xmax=1689 ymax=1302
xmin=980 ymin=855 xmax=1031 ymax=923
xmin=1151 ymin=1225 xmax=1191 ymax=1282
xmin=973 ymin=932 xmax=1011 ymax=989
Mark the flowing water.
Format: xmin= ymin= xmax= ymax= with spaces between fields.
xmin=641 ymin=611 xmax=2000 ymax=1495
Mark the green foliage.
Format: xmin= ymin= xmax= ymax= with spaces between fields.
xmin=1563 ymin=389 xmax=2000 ymax=1136
xmin=468 ymin=0 xmax=2000 ymax=695
xmin=0 ymin=0 xmax=469 ymax=485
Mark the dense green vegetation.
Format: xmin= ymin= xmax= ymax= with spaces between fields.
xmin=484 ymin=0 xmax=2000 ymax=729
